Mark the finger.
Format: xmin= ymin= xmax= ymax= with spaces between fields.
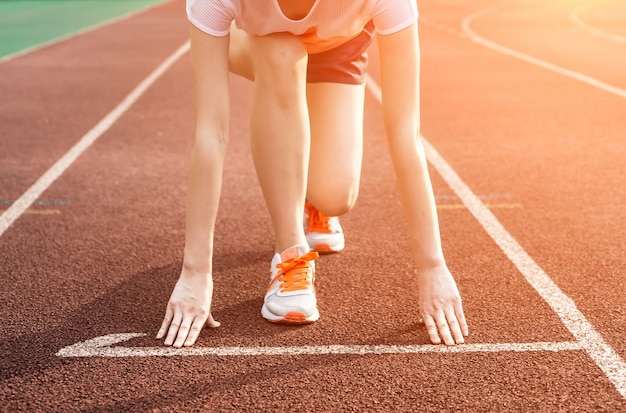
xmin=206 ymin=313 xmax=221 ymax=328
xmin=435 ymin=312 xmax=455 ymax=346
xmin=183 ymin=315 xmax=208 ymax=347
xmin=183 ymin=312 xmax=221 ymax=347
xmin=173 ymin=313 xmax=195 ymax=348
xmin=455 ymin=301 xmax=469 ymax=337
xmin=156 ymin=306 xmax=173 ymax=339
xmin=422 ymin=314 xmax=441 ymax=345
xmin=163 ymin=311 xmax=183 ymax=346
xmin=444 ymin=307 xmax=465 ymax=344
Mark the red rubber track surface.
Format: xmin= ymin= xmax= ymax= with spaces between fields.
xmin=1 ymin=0 xmax=625 ymax=411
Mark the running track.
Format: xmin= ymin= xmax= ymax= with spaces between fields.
xmin=1 ymin=0 xmax=625 ymax=411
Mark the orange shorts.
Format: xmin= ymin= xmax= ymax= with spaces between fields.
xmin=306 ymin=21 xmax=375 ymax=85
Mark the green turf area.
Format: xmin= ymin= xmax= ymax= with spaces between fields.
xmin=0 ymin=0 xmax=169 ymax=59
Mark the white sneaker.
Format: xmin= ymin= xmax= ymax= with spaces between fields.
xmin=304 ymin=202 xmax=345 ymax=253
xmin=261 ymin=245 xmax=319 ymax=324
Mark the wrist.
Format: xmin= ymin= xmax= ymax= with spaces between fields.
xmin=182 ymin=239 xmax=213 ymax=273
xmin=414 ymin=258 xmax=448 ymax=277
xmin=412 ymin=248 xmax=446 ymax=270
xmin=182 ymin=255 xmax=212 ymax=277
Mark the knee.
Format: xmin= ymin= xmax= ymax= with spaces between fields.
xmin=252 ymin=35 xmax=308 ymax=86
xmin=308 ymin=181 xmax=359 ymax=217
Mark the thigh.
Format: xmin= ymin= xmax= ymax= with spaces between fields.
xmin=231 ymin=23 xmax=308 ymax=82
xmin=306 ymin=82 xmax=365 ymax=215
xmin=247 ymin=31 xmax=308 ymax=93
xmin=228 ymin=23 xmax=254 ymax=80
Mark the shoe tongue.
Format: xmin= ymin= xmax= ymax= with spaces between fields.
xmin=280 ymin=245 xmax=308 ymax=261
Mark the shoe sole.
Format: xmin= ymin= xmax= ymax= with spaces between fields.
xmin=307 ymin=235 xmax=345 ymax=253
xmin=311 ymin=242 xmax=344 ymax=253
xmin=261 ymin=305 xmax=320 ymax=324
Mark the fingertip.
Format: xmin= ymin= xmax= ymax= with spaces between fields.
xmin=444 ymin=337 xmax=456 ymax=346
xmin=426 ymin=329 xmax=441 ymax=345
xmin=157 ymin=320 xmax=171 ymax=340
xmin=156 ymin=326 xmax=169 ymax=339
xmin=450 ymin=331 xmax=465 ymax=345
xmin=183 ymin=329 xmax=201 ymax=347
xmin=164 ymin=331 xmax=177 ymax=347
xmin=430 ymin=335 xmax=442 ymax=345
xmin=207 ymin=315 xmax=221 ymax=328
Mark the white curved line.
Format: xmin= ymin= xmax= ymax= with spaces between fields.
xmin=461 ymin=7 xmax=626 ymax=100
xmin=570 ymin=6 xmax=626 ymax=44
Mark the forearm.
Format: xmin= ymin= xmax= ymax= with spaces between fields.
xmin=387 ymin=132 xmax=445 ymax=270
xmin=377 ymin=24 xmax=443 ymax=270
xmin=182 ymin=134 xmax=228 ymax=275
xmin=182 ymin=25 xmax=231 ymax=275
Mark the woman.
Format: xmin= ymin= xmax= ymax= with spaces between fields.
xmin=157 ymin=0 xmax=469 ymax=348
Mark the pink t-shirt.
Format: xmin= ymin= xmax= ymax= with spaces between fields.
xmin=186 ymin=0 xmax=418 ymax=54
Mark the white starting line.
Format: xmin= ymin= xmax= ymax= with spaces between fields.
xmin=56 ymin=333 xmax=584 ymax=358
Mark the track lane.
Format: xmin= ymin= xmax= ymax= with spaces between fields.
xmin=418 ymin=0 xmax=626 ymax=386
xmin=0 ymin=0 xmax=189 ymax=206
xmin=1 ymin=0 xmax=626 ymax=411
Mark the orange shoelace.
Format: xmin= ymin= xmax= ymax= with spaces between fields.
xmin=305 ymin=202 xmax=332 ymax=234
xmin=274 ymin=251 xmax=319 ymax=292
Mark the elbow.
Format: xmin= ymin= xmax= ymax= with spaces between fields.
xmin=385 ymin=124 xmax=421 ymax=153
xmin=385 ymin=127 xmax=427 ymax=174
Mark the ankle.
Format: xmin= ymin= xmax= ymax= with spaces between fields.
xmin=275 ymin=240 xmax=309 ymax=254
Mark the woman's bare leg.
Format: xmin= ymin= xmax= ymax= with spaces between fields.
xmin=228 ymin=24 xmax=254 ymax=80
xmin=247 ymin=33 xmax=310 ymax=252
xmin=230 ymin=26 xmax=365 ymax=246
xmin=306 ymin=82 xmax=365 ymax=217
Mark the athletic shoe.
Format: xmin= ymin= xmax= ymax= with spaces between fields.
xmin=304 ymin=201 xmax=345 ymax=253
xmin=262 ymin=245 xmax=320 ymax=324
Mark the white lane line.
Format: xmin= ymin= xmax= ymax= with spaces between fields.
xmin=460 ymin=7 xmax=626 ymax=100
xmin=368 ymin=40 xmax=626 ymax=398
xmin=456 ymin=11 xmax=626 ymax=397
xmin=0 ymin=0 xmax=173 ymax=64
xmin=0 ymin=41 xmax=190 ymax=238
xmin=437 ymin=203 xmax=522 ymax=210
xmin=56 ymin=333 xmax=584 ymax=358
xmin=570 ymin=6 xmax=626 ymax=44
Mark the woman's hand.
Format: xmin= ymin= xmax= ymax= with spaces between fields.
xmin=156 ymin=269 xmax=220 ymax=348
xmin=418 ymin=265 xmax=468 ymax=345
